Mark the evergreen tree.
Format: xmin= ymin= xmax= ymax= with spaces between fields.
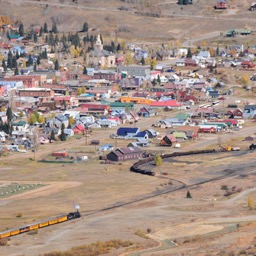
xmin=52 ymin=23 xmax=58 ymax=34
xmin=42 ymin=48 xmax=48 ymax=59
xmin=111 ymin=41 xmax=116 ymax=52
xmin=82 ymin=22 xmax=88 ymax=32
xmin=33 ymin=62 xmax=37 ymax=72
xmin=37 ymin=55 xmax=41 ymax=65
xmin=7 ymin=51 xmax=12 ymax=69
xmin=14 ymin=67 xmax=19 ymax=75
xmin=2 ymin=59 xmax=7 ymax=72
xmin=18 ymin=23 xmax=24 ymax=36
xmin=39 ymin=26 xmax=43 ymax=37
xmin=50 ymin=130 xmax=55 ymax=142
xmin=83 ymin=66 xmax=87 ymax=75
xmin=11 ymin=56 xmax=17 ymax=69
xmin=43 ymin=22 xmax=48 ymax=33
xmin=141 ymin=56 xmax=145 ymax=65
xmin=54 ymin=59 xmax=59 ymax=70
xmin=6 ymin=106 xmax=13 ymax=123
xmin=59 ymin=123 xmax=66 ymax=141
xmin=117 ymin=43 xmax=121 ymax=52
xmin=157 ymin=74 xmax=161 ymax=84
xmin=33 ymin=32 xmax=38 ymax=43
xmin=186 ymin=190 xmax=192 ymax=198
xmin=45 ymin=35 xmax=48 ymax=43
xmin=216 ymin=46 xmax=219 ymax=56
xmin=186 ymin=48 xmax=192 ymax=58
xmin=26 ymin=54 xmax=33 ymax=67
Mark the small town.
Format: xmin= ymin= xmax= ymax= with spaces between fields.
xmin=0 ymin=0 xmax=256 ymax=255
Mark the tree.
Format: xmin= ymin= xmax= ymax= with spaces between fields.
xmin=18 ymin=23 xmax=24 ymax=36
xmin=68 ymin=116 xmax=75 ymax=127
xmin=50 ymin=130 xmax=55 ymax=142
xmin=82 ymin=22 xmax=88 ymax=32
xmin=6 ymin=106 xmax=12 ymax=123
xmin=247 ymin=197 xmax=254 ymax=210
xmin=186 ymin=48 xmax=192 ymax=58
xmin=241 ymin=74 xmax=250 ymax=87
xmin=59 ymin=123 xmax=66 ymax=141
xmin=7 ymin=51 xmax=12 ymax=69
xmin=141 ymin=56 xmax=145 ymax=65
xmin=54 ymin=59 xmax=59 ymax=70
xmin=154 ymin=154 xmax=162 ymax=166
xmin=14 ymin=67 xmax=19 ymax=75
xmin=31 ymin=127 xmax=39 ymax=161
xmin=52 ymin=23 xmax=58 ymax=34
xmin=33 ymin=32 xmax=38 ymax=43
xmin=83 ymin=66 xmax=87 ymax=75
xmin=2 ymin=59 xmax=7 ymax=71
xmin=186 ymin=190 xmax=192 ymax=198
xmin=26 ymin=54 xmax=33 ymax=67
xmin=43 ymin=22 xmax=48 ymax=33
xmin=76 ymin=88 xmax=82 ymax=96
xmin=157 ymin=74 xmax=161 ymax=84
xmin=125 ymin=51 xmax=133 ymax=65
xmin=149 ymin=58 xmax=157 ymax=70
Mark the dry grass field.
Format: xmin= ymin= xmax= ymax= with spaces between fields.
xmin=0 ymin=122 xmax=256 ymax=255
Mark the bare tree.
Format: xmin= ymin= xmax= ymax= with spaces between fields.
xmin=31 ymin=127 xmax=39 ymax=161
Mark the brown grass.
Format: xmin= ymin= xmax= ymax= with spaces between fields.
xmin=43 ymin=240 xmax=133 ymax=256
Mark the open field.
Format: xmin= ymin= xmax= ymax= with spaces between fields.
xmin=0 ymin=115 xmax=256 ymax=255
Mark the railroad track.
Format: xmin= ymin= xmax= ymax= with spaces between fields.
xmin=80 ymin=149 xmax=255 ymax=217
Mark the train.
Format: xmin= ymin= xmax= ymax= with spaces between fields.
xmin=130 ymin=149 xmax=217 ymax=176
xmin=0 ymin=210 xmax=80 ymax=239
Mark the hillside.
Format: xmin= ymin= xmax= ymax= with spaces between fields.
xmin=0 ymin=0 xmax=256 ymax=44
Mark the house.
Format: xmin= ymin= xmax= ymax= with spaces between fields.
xmin=54 ymin=115 xmax=69 ymax=128
xmin=185 ymin=58 xmax=197 ymax=67
xmin=215 ymin=0 xmax=227 ymax=9
xmin=0 ymin=131 xmax=6 ymax=142
xmin=241 ymin=60 xmax=255 ymax=69
xmin=134 ymin=131 xmax=149 ymax=140
xmin=64 ymin=128 xmax=74 ymax=137
xmin=208 ymin=90 xmax=219 ymax=98
xmin=116 ymin=127 xmax=140 ymax=138
xmin=250 ymin=2 xmax=256 ymax=11
xmin=78 ymin=103 xmax=111 ymax=116
xmin=99 ymin=144 xmax=114 ymax=151
xmin=226 ymin=108 xmax=243 ymax=119
xmin=72 ymin=124 xmax=86 ymax=135
xmin=160 ymin=134 xmax=177 ymax=147
xmin=175 ymin=58 xmax=185 ymax=67
xmin=171 ymin=131 xmax=188 ymax=141
xmin=244 ymin=104 xmax=256 ymax=118
xmin=144 ymin=129 xmax=159 ymax=138
xmin=198 ymin=50 xmax=211 ymax=59
xmin=137 ymin=107 xmax=157 ymax=117
xmin=128 ymin=139 xmax=149 ymax=148
xmin=106 ymin=147 xmax=143 ymax=162
xmin=176 ymin=125 xmax=200 ymax=140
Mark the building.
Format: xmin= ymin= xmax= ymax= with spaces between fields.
xmin=18 ymin=88 xmax=54 ymax=97
xmin=106 ymin=147 xmax=143 ymax=162
xmin=89 ymin=35 xmax=116 ymax=68
xmin=215 ymin=0 xmax=227 ymax=9
xmin=116 ymin=65 xmax=151 ymax=77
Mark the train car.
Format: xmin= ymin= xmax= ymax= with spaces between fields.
xmin=38 ymin=221 xmax=49 ymax=228
xmin=10 ymin=229 xmax=20 ymax=236
xmin=0 ymin=231 xmax=11 ymax=239
xmin=0 ymin=210 xmax=81 ymax=240
xmin=29 ymin=223 xmax=39 ymax=231
xmin=57 ymin=215 xmax=68 ymax=223
xmin=19 ymin=226 xmax=30 ymax=233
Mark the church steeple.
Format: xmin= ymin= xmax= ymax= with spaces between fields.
xmin=95 ymin=34 xmax=103 ymax=51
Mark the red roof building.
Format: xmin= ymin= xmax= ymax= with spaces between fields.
xmin=149 ymin=100 xmax=182 ymax=108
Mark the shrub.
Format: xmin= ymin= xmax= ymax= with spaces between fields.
xmin=247 ymin=197 xmax=254 ymax=210
xmin=16 ymin=212 xmax=23 ymax=218
xmin=0 ymin=238 xmax=8 ymax=246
